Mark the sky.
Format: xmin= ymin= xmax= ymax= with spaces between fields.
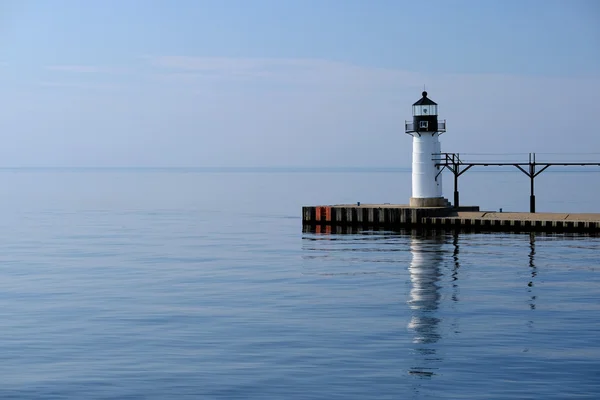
xmin=0 ymin=0 xmax=599 ymax=167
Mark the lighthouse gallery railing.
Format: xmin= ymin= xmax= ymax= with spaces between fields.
xmin=405 ymin=121 xmax=446 ymax=133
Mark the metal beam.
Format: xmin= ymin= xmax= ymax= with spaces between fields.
xmin=533 ymin=164 xmax=551 ymax=178
xmin=436 ymin=162 xmax=600 ymax=167
xmin=457 ymin=164 xmax=474 ymax=177
xmin=433 ymin=152 xmax=600 ymax=213
xmin=513 ymin=164 xmax=531 ymax=177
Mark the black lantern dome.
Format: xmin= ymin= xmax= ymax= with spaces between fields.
xmin=405 ymin=91 xmax=446 ymax=135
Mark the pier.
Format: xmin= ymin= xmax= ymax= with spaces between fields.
xmin=302 ymin=205 xmax=600 ymax=233
xmin=302 ymin=91 xmax=600 ymax=234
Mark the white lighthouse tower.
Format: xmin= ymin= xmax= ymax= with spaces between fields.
xmin=405 ymin=91 xmax=449 ymax=207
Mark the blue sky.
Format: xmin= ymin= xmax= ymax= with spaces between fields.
xmin=0 ymin=0 xmax=599 ymax=167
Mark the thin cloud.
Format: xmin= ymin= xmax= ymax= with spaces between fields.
xmin=146 ymin=55 xmax=600 ymax=91
xmin=38 ymin=81 xmax=121 ymax=90
xmin=45 ymin=65 xmax=124 ymax=74
xmin=145 ymin=56 xmax=422 ymax=89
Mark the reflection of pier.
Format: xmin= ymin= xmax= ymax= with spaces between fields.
xmin=407 ymin=234 xmax=445 ymax=378
xmin=528 ymin=233 xmax=537 ymax=311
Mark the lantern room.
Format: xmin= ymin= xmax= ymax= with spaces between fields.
xmin=405 ymin=91 xmax=446 ymax=135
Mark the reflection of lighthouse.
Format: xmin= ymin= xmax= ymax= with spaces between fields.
xmin=407 ymin=234 xmax=445 ymax=377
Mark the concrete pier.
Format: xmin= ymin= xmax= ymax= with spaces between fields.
xmin=302 ymin=205 xmax=600 ymax=233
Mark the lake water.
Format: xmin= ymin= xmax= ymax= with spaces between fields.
xmin=0 ymin=168 xmax=599 ymax=399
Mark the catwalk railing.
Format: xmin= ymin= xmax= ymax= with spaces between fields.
xmin=434 ymin=152 xmax=600 ymax=213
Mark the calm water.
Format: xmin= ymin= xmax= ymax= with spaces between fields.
xmin=0 ymin=169 xmax=599 ymax=399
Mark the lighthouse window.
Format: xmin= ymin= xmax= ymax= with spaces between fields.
xmin=419 ymin=121 xmax=429 ymax=129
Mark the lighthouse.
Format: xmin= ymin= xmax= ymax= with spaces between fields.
xmin=405 ymin=91 xmax=449 ymax=207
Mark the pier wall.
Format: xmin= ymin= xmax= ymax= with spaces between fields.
xmin=302 ymin=205 xmax=452 ymax=227
xmin=302 ymin=205 xmax=600 ymax=233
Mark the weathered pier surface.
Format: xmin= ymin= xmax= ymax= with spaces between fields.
xmin=302 ymin=205 xmax=600 ymax=233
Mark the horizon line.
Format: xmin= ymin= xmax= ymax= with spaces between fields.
xmin=0 ymin=166 xmax=412 ymax=171
xmin=0 ymin=166 xmax=595 ymax=174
